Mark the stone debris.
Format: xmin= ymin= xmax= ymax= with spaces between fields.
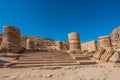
xmin=100 ymin=48 xmax=114 ymax=62
xmin=93 ymin=47 xmax=105 ymax=59
xmin=92 ymin=35 xmax=119 ymax=63
xmin=109 ymin=51 xmax=120 ymax=63
xmin=44 ymin=74 xmax=52 ymax=78
xmin=93 ymin=48 xmax=120 ymax=63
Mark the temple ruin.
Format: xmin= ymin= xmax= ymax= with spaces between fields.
xmin=0 ymin=26 xmax=120 ymax=68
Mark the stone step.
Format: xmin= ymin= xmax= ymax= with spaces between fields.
xmin=72 ymin=56 xmax=90 ymax=60
xmin=76 ymin=60 xmax=97 ymax=65
xmin=20 ymin=57 xmax=70 ymax=59
xmin=11 ymin=63 xmax=80 ymax=68
xmin=10 ymin=59 xmax=97 ymax=68
xmin=19 ymin=57 xmax=71 ymax=59
xmin=13 ymin=61 xmax=76 ymax=64
xmin=19 ymin=59 xmax=74 ymax=61
xmin=69 ymin=54 xmax=91 ymax=60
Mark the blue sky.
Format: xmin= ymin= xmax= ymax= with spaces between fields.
xmin=0 ymin=0 xmax=120 ymax=43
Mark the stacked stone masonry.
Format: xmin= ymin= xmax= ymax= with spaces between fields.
xmin=68 ymin=32 xmax=81 ymax=50
xmin=98 ymin=36 xmax=112 ymax=49
xmin=1 ymin=26 xmax=21 ymax=53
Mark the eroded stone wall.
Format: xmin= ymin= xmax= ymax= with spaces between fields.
xmin=81 ymin=40 xmax=97 ymax=52
xmin=25 ymin=38 xmax=56 ymax=50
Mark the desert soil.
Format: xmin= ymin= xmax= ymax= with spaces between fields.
xmin=0 ymin=63 xmax=120 ymax=80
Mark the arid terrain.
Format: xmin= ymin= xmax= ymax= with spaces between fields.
xmin=0 ymin=50 xmax=120 ymax=80
xmin=0 ymin=63 xmax=120 ymax=80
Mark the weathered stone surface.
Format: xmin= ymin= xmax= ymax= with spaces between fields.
xmin=100 ymin=48 xmax=114 ymax=62
xmin=24 ymin=37 xmax=57 ymax=50
xmin=68 ymin=32 xmax=81 ymax=51
xmin=110 ymin=26 xmax=120 ymax=43
xmin=109 ymin=51 xmax=120 ymax=62
xmin=1 ymin=26 xmax=21 ymax=53
xmin=81 ymin=40 xmax=98 ymax=52
xmin=26 ymin=39 xmax=34 ymax=50
xmin=110 ymin=26 xmax=120 ymax=49
xmin=55 ymin=41 xmax=62 ymax=50
xmin=0 ymin=34 xmax=2 ymax=45
xmin=93 ymin=47 xmax=105 ymax=59
xmin=62 ymin=41 xmax=69 ymax=50
xmin=98 ymin=36 xmax=112 ymax=49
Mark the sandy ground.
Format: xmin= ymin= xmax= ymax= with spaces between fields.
xmin=0 ymin=63 xmax=120 ymax=80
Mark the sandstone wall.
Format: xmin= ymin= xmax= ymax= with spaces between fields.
xmin=25 ymin=38 xmax=56 ymax=50
xmin=81 ymin=40 xmax=97 ymax=52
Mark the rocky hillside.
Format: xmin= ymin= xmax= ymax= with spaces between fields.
xmin=110 ymin=26 xmax=120 ymax=49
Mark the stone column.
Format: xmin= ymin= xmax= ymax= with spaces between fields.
xmin=1 ymin=26 xmax=21 ymax=53
xmin=55 ymin=41 xmax=62 ymax=50
xmin=68 ymin=32 xmax=81 ymax=53
xmin=98 ymin=36 xmax=112 ymax=49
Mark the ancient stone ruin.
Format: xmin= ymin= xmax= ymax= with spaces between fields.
xmin=93 ymin=35 xmax=120 ymax=62
xmin=26 ymin=39 xmax=34 ymax=50
xmin=81 ymin=40 xmax=98 ymax=52
xmin=0 ymin=26 xmax=21 ymax=53
xmin=55 ymin=41 xmax=62 ymax=50
xmin=98 ymin=36 xmax=112 ymax=49
xmin=110 ymin=26 xmax=120 ymax=50
xmin=68 ymin=32 xmax=81 ymax=54
xmin=0 ymin=26 xmax=120 ymax=68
